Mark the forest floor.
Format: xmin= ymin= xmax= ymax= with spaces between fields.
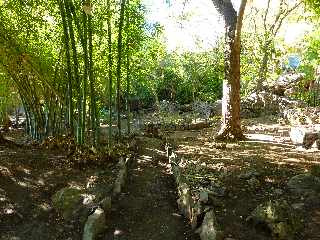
xmin=101 ymin=136 xmax=199 ymax=240
xmin=0 ymin=131 xmax=119 ymax=240
xmin=0 ymin=131 xmax=198 ymax=240
xmin=1 ymin=115 xmax=320 ymax=240
xmin=166 ymin=116 xmax=320 ymax=240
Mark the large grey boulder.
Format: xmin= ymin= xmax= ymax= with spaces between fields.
xmin=270 ymin=73 xmax=305 ymax=97
xmin=290 ymin=127 xmax=320 ymax=149
xmin=52 ymin=187 xmax=84 ymax=220
xmin=247 ymin=200 xmax=301 ymax=240
xmin=287 ymin=174 xmax=320 ymax=195
xmin=197 ymin=210 xmax=223 ymax=240
xmin=83 ymin=208 xmax=106 ymax=240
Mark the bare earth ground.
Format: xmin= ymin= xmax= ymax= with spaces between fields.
xmin=168 ymin=117 xmax=320 ymax=240
xmin=0 ymin=132 xmax=198 ymax=240
xmin=102 ymin=136 xmax=199 ymax=240
xmin=1 ymin=116 xmax=320 ymax=240
xmin=0 ymin=131 xmax=118 ymax=240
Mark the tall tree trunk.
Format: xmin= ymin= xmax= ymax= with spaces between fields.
xmin=212 ymin=0 xmax=247 ymax=141
xmin=116 ymin=0 xmax=126 ymax=138
xmin=107 ymin=0 xmax=113 ymax=146
xmin=81 ymin=7 xmax=89 ymax=145
xmin=125 ymin=0 xmax=131 ymax=135
xmin=65 ymin=0 xmax=82 ymax=141
xmin=88 ymin=10 xmax=97 ymax=146
xmin=58 ymin=0 xmax=74 ymax=132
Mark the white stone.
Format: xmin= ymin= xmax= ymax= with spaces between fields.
xmin=198 ymin=210 xmax=223 ymax=240
xmin=199 ymin=191 xmax=209 ymax=204
xmin=83 ymin=208 xmax=106 ymax=240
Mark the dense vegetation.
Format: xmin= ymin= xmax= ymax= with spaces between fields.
xmin=0 ymin=0 xmax=319 ymax=144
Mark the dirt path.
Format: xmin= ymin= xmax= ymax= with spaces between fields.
xmin=102 ymin=136 xmax=199 ymax=240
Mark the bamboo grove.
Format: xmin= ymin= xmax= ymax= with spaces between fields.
xmin=0 ymin=0 xmax=146 ymax=146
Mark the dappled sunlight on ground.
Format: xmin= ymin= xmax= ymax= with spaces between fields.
xmin=167 ymin=117 xmax=320 ymax=239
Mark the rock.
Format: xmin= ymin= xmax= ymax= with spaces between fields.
xmin=287 ymin=174 xmax=320 ymax=195
xmin=303 ymin=133 xmax=319 ymax=149
xmin=83 ymin=208 xmax=106 ymax=240
xmin=284 ymin=108 xmax=320 ymax=125
xmin=177 ymin=183 xmax=194 ymax=218
xmin=159 ymin=100 xmax=178 ymax=113
xmin=241 ymin=91 xmax=306 ymax=118
xmin=191 ymin=202 xmax=204 ymax=230
xmin=52 ymin=187 xmax=83 ymax=220
xmin=198 ymin=210 xmax=223 ymax=240
xmin=290 ymin=127 xmax=320 ymax=149
xmin=247 ymin=200 xmax=301 ymax=240
xmin=199 ymin=191 xmax=209 ymax=204
xmin=270 ymin=73 xmax=305 ymax=97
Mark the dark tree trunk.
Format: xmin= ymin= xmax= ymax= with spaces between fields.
xmin=212 ymin=0 xmax=247 ymax=141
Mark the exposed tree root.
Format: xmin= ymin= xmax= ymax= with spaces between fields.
xmin=215 ymin=126 xmax=247 ymax=142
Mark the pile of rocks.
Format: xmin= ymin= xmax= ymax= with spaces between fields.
xmin=241 ymin=91 xmax=306 ymax=118
xmin=51 ymin=154 xmax=135 ymax=240
xmin=247 ymin=200 xmax=302 ymax=240
xmin=268 ymin=73 xmax=305 ymax=97
xmin=284 ymin=107 xmax=320 ymax=125
xmin=159 ymin=100 xmax=178 ymax=113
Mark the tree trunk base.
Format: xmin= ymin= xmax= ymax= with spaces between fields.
xmin=215 ymin=127 xmax=247 ymax=142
